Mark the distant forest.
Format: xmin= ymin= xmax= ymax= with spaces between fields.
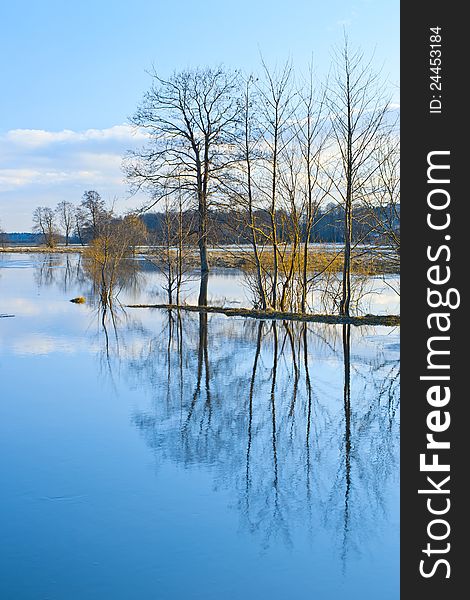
xmin=141 ymin=204 xmax=400 ymax=246
xmin=4 ymin=203 xmax=398 ymax=247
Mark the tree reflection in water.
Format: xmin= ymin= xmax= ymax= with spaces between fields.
xmin=125 ymin=311 xmax=399 ymax=563
xmin=32 ymin=252 xmax=399 ymax=568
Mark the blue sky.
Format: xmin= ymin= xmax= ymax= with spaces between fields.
xmin=0 ymin=0 xmax=399 ymax=230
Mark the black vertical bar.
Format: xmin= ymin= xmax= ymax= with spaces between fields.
xmin=401 ymin=3 xmax=465 ymax=598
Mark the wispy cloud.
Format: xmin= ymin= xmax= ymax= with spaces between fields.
xmin=0 ymin=125 xmax=148 ymax=229
xmin=4 ymin=125 xmax=147 ymax=149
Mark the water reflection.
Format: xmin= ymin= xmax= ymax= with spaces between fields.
xmin=27 ymin=254 xmax=400 ymax=563
xmin=32 ymin=253 xmax=87 ymax=294
xmin=113 ymin=310 xmax=400 ymax=564
xmin=1 ymin=253 xmax=400 ymax=597
xmin=30 ymin=252 xmax=400 ymax=315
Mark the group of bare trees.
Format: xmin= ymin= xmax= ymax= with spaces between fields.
xmin=26 ymin=41 xmax=399 ymax=318
xmin=126 ymin=39 xmax=399 ymax=316
xmin=32 ymin=191 xmax=113 ymax=248
xmin=30 ymin=191 xmax=151 ymax=307
xmin=325 ymin=42 xmax=395 ymax=315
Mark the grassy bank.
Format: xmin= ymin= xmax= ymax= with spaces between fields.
xmin=202 ymin=248 xmax=398 ymax=275
xmin=1 ymin=245 xmax=399 ymax=275
xmin=0 ymin=246 xmax=84 ymax=254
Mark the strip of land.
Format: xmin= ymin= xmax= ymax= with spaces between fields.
xmin=0 ymin=245 xmax=399 ymax=275
xmin=127 ymin=303 xmax=400 ymax=326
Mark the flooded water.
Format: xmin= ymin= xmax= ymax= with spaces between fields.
xmin=0 ymin=253 xmax=400 ymax=599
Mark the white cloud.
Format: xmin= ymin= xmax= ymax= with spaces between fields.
xmin=8 ymin=334 xmax=100 ymax=356
xmin=4 ymin=125 xmax=147 ymax=149
xmin=0 ymin=169 xmax=44 ymax=189
xmin=0 ymin=124 xmax=150 ymax=229
xmin=0 ymin=167 xmax=116 ymax=192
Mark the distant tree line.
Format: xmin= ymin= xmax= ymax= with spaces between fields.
xmin=31 ymin=191 xmax=110 ymax=248
xmin=27 ymin=193 xmax=399 ymax=250
xmin=140 ymin=203 xmax=399 ymax=246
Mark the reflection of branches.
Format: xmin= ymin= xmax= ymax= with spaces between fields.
xmin=33 ymin=254 xmax=58 ymax=288
xmin=99 ymin=301 xmax=121 ymax=361
xmin=184 ymin=312 xmax=210 ymax=429
xmin=303 ymin=324 xmax=313 ymax=535
xmin=245 ymin=322 xmax=263 ymax=511
xmin=341 ymin=323 xmax=352 ymax=572
xmin=270 ymin=323 xmax=279 ymax=494
xmin=125 ymin=312 xmax=399 ymax=568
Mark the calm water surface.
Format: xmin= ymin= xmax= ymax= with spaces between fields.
xmin=0 ymin=254 xmax=399 ymax=599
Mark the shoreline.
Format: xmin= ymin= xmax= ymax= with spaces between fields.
xmin=0 ymin=246 xmax=400 ymax=275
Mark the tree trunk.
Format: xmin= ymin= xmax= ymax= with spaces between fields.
xmin=244 ymin=86 xmax=268 ymax=311
xmin=340 ymin=84 xmax=353 ymax=318
xmin=198 ymin=234 xmax=209 ymax=273
xmin=270 ymin=110 xmax=279 ymax=309
xmin=340 ymin=198 xmax=352 ymax=317
xmin=198 ymin=271 xmax=209 ymax=307
xmin=198 ymin=187 xmax=209 ymax=305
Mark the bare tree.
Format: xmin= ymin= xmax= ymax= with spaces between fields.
xmin=326 ymin=39 xmax=391 ymax=316
xmin=126 ymin=66 xmax=241 ymax=305
xmin=277 ymin=144 xmax=303 ymax=311
xmin=363 ymin=135 xmax=400 ymax=275
xmin=227 ymin=75 xmax=270 ymax=309
xmin=83 ymin=213 xmax=147 ymax=307
xmin=32 ymin=206 xmax=57 ymax=248
xmin=295 ymin=67 xmax=330 ymax=312
xmin=55 ymin=201 xmax=75 ymax=246
xmin=146 ymin=194 xmax=194 ymax=305
xmin=81 ymin=190 xmax=108 ymax=241
xmin=256 ymin=61 xmax=297 ymax=309
xmin=74 ymin=206 xmax=87 ymax=246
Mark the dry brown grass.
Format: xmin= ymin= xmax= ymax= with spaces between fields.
xmin=169 ymin=248 xmax=398 ymax=275
xmin=2 ymin=245 xmax=399 ymax=275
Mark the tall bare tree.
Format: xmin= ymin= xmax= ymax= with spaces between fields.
xmin=126 ymin=67 xmax=241 ymax=305
xmin=32 ymin=206 xmax=57 ymax=248
xmin=55 ymin=201 xmax=75 ymax=246
xmin=256 ymin=61 xmax=297 ymax=309
xmin=326 ymin=39 xmax=391 ymax=316
xmin=146 ymin=195 xmax=194 ymax=305
xmin=81 ymin=190 xmax=108 ymax=241
xmin=363 ymin=135 xmax=400 ymax=274
xmin=295 ymin=67 xmax=329 ymax=312
xmin=228 ymin=75 xmax=270 ymax=309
